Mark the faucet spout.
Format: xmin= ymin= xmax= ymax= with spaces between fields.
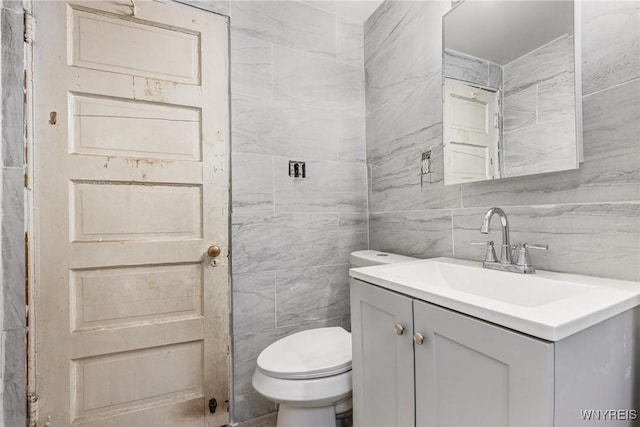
xmin=481 ymin=207 xmax=512 ymax=264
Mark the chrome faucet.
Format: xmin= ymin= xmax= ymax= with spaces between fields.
xmin=481 ymin=207 xmax=512 ymax=264
xmin=470 ymin=207 xmax=549 ymax=274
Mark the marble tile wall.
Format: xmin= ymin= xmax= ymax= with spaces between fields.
xmin=502 ymin=35 xmax=577 ymax=177
xmin=443 ymin=49 xmax=502 ymax=90
xmin=365 ymin=1 xmax=640 ymax=283
xmin=0 ymin=2 xmax=25 ymax=427
xmin=229 ymin=2 xmax=367 ymax=422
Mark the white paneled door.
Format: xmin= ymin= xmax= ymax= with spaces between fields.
xmin=443 ymin=78 xmax=499 ymax=185
xmin=31 ymin=1 xmax=230 ymax=425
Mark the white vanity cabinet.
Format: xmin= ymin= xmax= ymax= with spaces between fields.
xmin=350 ymin=258 xmax=640 ymax=427
xmin=351 ymin=279 xmax=553 ymax=426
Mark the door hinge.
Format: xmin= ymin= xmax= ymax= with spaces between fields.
xmin=494 ymin=113 xmax=500 ymax=129
xmin=23 ymin=172 xmax=28 ymax=188
xmin=27 ymin=393 xmax=38 ymax=427
xmin=24 ymin=12 xmax=35 ymax=44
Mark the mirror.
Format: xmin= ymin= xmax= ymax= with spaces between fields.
xmin=442 ymin=0 xmax=583 ymax=185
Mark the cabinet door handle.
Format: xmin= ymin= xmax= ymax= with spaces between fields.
xmin=394 ymin=324 xmax=405 ymax=336
xmin=414 ymin=332 xmax=425 ymax=345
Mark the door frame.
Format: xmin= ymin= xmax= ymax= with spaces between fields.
xmin=24 ymin=1 xmax=232 ymax=424
xmin=25 ymin=1 xmax=36 ymax=423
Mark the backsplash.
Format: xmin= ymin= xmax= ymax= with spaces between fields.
xmin=228 ymin=1 xmax=367 ymax=422
xmin=365 ymin=0 xmax=640 ymax=282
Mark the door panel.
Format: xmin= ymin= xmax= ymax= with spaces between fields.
xmin=71 ymin=341 xmax=203 ymax=421
xmin=71 ymin=183 xmax=203 ymax=240
xmin=413 ymin=301 xmax=554 ymax=427
xmin=70 ymin=7 xmax=201 ymax=83
xmin=70 ymin=94 xmax=202 ymax=161
xmin=32 ymin=1 xmax=229 ymax=426
xmin=72 ymin=263 xmax=203 ymax=330
xmin=350 ymin=279 xmax=415 ymax=427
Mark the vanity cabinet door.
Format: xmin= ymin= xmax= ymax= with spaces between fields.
xmin=350 ymin=279 xmax=415 ymax=427
xmin=413 ymin=300 xmax=554 ymax=427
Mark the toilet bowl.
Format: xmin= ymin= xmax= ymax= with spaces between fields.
xmin=252 ymin=327 xmax=352 ymax=427
xmin=252 ymin=250 xmax=417 ymax=427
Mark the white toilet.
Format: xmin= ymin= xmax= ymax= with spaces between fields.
xmin=252 ymin=250 xmax=417 ymax=427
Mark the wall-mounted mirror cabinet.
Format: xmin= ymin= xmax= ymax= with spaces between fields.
xmin=442 ymin=0 xmax=583 ymax=185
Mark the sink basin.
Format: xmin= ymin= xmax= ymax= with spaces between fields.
xmin=350 ymin=257 xmax=639 ymax=341
xmin=379 ymin=260 xmax=593 ymax=307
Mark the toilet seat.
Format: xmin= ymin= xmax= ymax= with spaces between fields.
xmin=257 ymin=327 xmax=352 ymax=380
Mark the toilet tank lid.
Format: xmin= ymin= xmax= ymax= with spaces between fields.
xmin=350 ymin=250 xmax=418 ymax=267
xmin=257 ymin=327 xmax=351 ymax=380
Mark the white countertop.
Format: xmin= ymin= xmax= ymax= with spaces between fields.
xmin=350 ymin=257 xmax=640 ymax=341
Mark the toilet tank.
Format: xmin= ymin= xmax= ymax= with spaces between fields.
xmin=349 ymin=250 xmax=418 ymax=268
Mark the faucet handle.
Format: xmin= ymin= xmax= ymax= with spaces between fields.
xmin=524 ymin=243 xmax=549 ymax=251
xmin=470 ymin=240 xmax=499 ymax=263
xmin=515 ymin=243 xmax=548 ymax=268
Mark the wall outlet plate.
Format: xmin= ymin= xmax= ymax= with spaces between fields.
xmin=289 ymin=161 xmax=306 ymax=178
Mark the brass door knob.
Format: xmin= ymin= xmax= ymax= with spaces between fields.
xmin=207 ymin=245 xmax=221 ymax=258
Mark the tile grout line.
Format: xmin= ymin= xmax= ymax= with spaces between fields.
xmin=367 ymin=200 xmax=640 ymax=216
xmin=270 ymin=40 xmax=276 ymax=216
xmin=234 ymin=263 xmax=354 ymax=277
xmin=273 ymin=270 xmax=278 ymax=329
xmin=335 ymin=13 xmax=338 ymax=63
xmin=450 ymin=208 xmax=455 ymax=258
xmin=582 ymin=76 xmax=640 ymax=99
